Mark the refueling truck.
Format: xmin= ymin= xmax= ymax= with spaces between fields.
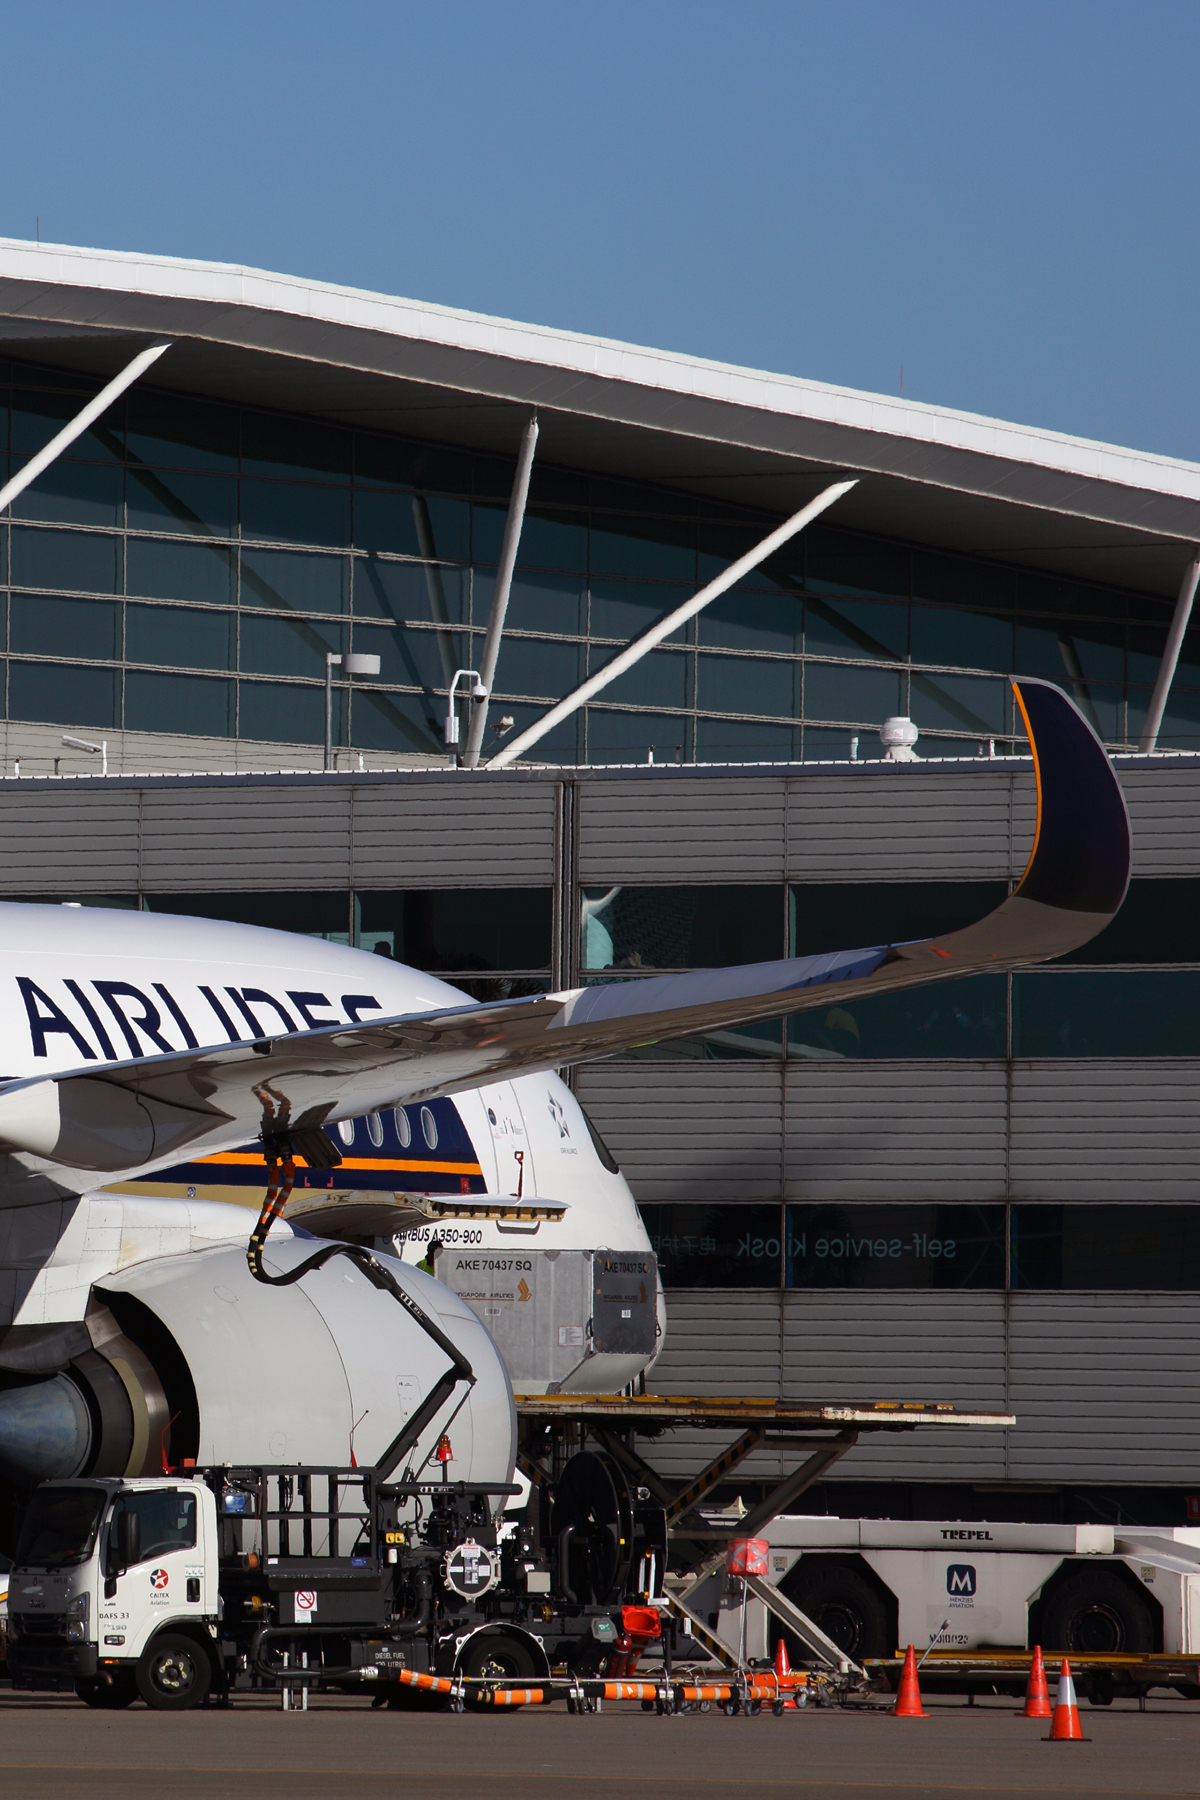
xmin=6 ymin=1455 xmax=668 ymax=1710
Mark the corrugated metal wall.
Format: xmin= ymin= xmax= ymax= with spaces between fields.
xmin=0 ymin=755 xmax=1190 ymax=891
xmin=575 ymin=1058 xmax=1200 ymax=1210
xmin=637 ymin=1292 xmax=1010 ymax=1486
xmin=635 ymin=1290 xmax=1200 ymax=1486
xmin=1009 ymin=1064 xmax=1200 ymax=1201
xmin=0 ymin=753 xmax=1197 ymax=1489
xmin=575 ymin=767 xmax=1039 ymax=884
xmin=577 ymin=779 xmax=788 ymax=882
xmin=573 ymin=1064 xmax=785 ymax=1201
xmin=783 ymin=1064 xmax=1008 ymax=1202
xmin=1006 ymin=1294 xmax=1200 ymax=1482
xmin=0 ymin=774 xmax=559 ymax=893
xmin=1118 ymin=766 xmax=1200 ymax=875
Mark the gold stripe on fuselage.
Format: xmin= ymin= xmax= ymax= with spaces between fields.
xmin=196 ymin=1152 xmax=484 ymax=1175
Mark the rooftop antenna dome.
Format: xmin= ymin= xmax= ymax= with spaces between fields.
xmin=880 ymin=716 xmax=920 ymax=762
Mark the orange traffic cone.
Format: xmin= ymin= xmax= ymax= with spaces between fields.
xmin=1022 ymin=1645 xmax=1052 ymax=1718
xmin=894 ymin=1645 xmax=929 ymax=1717
xmin=1045 ymin=1658 xmax=1088 ymax=1741
xmin=772 ymin=1636 xmax=798 ymax=1709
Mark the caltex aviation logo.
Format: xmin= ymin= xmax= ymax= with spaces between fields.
xmin=150 ymin=1568 xmax=169 ymax=1590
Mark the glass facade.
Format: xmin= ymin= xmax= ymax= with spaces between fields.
xmin=0 ymin=359 xmax=1193 ymax=758
xmin=577 ymin=879 xmax=1200 ymax=1061
xmin=641 ymin=1202 xmax=1200 ymax=1290
xmin=121 ymin=889 xmax=550 ymax=1004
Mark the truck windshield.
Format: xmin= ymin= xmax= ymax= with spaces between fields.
xmin=15 ymin=1487 xmax=105 ymax=1568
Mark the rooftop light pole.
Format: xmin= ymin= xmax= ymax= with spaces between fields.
xmin=487 ymin=478 xmax=858 ymax=770
xmin=325 ymin=652 xmax=381 ymax=772
xmin=61 ymin=733 xmax=108 ymax=777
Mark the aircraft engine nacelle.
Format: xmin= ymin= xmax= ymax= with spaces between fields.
xmin=0 ymin=1240 xmax=515 ymax=1493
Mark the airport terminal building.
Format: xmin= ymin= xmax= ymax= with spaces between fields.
xmin=1 ymin=238 xmax=1199 ymax=1524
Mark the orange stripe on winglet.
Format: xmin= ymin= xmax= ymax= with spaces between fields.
xmin=931 ymin=947 xmax=950 ymax=959
xmin=1012 ymin=680 xmax=1042 ymax=893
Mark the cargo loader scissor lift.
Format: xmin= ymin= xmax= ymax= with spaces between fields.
xmin=514 ymin=1394 xmax=1015 ymax=1680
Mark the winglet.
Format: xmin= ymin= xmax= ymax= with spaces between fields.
xmin=1011 ymin=677 xmax=1131 ymax=916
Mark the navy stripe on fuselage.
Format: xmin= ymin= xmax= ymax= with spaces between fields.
xmin=157 ymin=1094 xmax=488 ymax=1195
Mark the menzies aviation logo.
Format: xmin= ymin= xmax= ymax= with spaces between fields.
xmin=946 ymin=1564 xmax=976 ymax=1598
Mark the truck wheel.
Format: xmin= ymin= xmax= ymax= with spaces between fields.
xmin=75 ymin=1674 xmax=136 ymax=1709
xmin=457 ymin=1629 xmax=539 ymax=1683
xmin=136 ymin=1633 xmax=212 ymax=1711
xmin=779 ymin=1561 xmax=893 ymax=1662
xmin=458 ymin=1629 xmax=542 ymax=1707
xmin=1039 ymin=1568 xmax=1157 ymax=1656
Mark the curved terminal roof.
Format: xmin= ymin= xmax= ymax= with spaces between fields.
xmin=0 ymin=237 xmax=1196 ymax=598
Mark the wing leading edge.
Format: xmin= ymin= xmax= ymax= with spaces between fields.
xmin=0 ymin=678 xmax=1130 ymax=1181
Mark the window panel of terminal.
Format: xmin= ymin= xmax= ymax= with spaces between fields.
xmin=0 ymin=359 xmax=1192 ymax=762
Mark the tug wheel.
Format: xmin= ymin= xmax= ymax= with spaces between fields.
xmin=778 ymin=1558 xmax=893 ymax=1662
xmin=136 ymin=1632 xmax=212 ymax=1711
xmin=1040 ymin=1567 xmax=1157 ymax=1656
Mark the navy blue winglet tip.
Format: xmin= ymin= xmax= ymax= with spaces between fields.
xmin=1011 ymin=677 xmax=1131 ymax=916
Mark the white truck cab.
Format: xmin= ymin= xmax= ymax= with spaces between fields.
xmin=8 ymin=1477 xmax=220 ymax=1709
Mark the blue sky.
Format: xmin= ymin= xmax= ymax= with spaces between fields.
xmin=4 ymin=1 xmax=1198 ymax=459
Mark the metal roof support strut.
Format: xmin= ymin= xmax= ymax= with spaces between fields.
xmin=463 ymin=413 xmax=539 ymax=768
xmin=487 ymin=477 xmax=857 ymax=770
xmin=1140 ymin=547 xmax=1200 ymax=753
xmin=0 ymin=340 xmax=172 ymax=517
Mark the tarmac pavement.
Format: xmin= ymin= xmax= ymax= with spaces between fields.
xmin=2 ymin=1689 xmax=1199 ymax=1800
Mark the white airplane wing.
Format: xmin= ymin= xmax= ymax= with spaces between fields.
xmin=0 ymin=678 xmax=1129 ymax=1185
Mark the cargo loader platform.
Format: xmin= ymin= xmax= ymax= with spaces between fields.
xmin=514 ymin=1395 xmax=1014 ymax=1541
xmin=514 ymin=1395 xmax=1014 ymax=1429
